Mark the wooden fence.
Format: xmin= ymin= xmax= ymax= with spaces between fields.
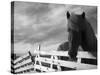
xmin=11 ymin=51 xmax=97 ymax=74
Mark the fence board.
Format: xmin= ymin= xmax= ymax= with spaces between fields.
xmin=14 ymin=58 xmax=32 ymax=68
xmin=34 ymin=51 xmax=96 ymax=59
xmin=35 ymin=57 xmax=97 ymax=70
xmin=15 ymin=64 xmax=33 ymax=73
xmin=14 ymin=54 xmax=29 ymax=64
xmin=34 ymin=65 xmax=56 ymax=72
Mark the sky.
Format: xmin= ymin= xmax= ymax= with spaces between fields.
xmin=12 ymin=1 xmax=97 ymax=55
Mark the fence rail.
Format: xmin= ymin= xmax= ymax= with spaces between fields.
xmin=11 ymin=51 xmax=97 ymax=74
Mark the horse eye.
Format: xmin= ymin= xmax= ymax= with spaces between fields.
xmin=66 ymin=11 xmax=70 ymax=19
xmin=82 ymin=12 xmax=85 ymax=18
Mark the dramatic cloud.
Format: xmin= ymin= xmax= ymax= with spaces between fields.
xmin=13 ymin=1 xmax=97 ymax=54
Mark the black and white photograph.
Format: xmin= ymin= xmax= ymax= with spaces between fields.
xmin=11 ymin=1 xmax=97 ymax=74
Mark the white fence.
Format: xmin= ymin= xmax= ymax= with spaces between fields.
xmin=11 ymin=51 xmax=97 ymax=74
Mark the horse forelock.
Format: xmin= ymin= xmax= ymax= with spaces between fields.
xmin=67 ymin=13 xmax=88 ymax=31
xmin=69 ymin=13 xmax=84 ymax=24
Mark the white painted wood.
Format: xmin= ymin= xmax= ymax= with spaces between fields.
xmin=34 ymin=65 xmax=56 ymax=72
xmin=14 ymin=53 xmax=29 ymax=64
xmin=34 ymin=51 xmax=96 ymax=59
xmin=14 ymin=58 xmax=32 ymax=68
xmin=50 ymin=56 xmax=53 ymax=69
xmin=77 ymin=58 xmax=81 ymax=63
xmin=54 ymin=56 xmax=61 ymax=71
xmin=13 ymin=51 xmax=97 ymax=73
xmin=35 ymin=57 xmax=97 ymax=70
xmin=15 ymin=64 xmax=33 ymax=73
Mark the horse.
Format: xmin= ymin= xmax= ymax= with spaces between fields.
xmin=57 ymin=11 xmax=97 ymax=61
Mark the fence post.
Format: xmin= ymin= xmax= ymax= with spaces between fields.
xmin=77 ymin=57 xmax=81 ymax=63
xmin=50 ymin=55 xmax=54 ymax=69
xmin=54 ymin=56 xmax=61 ymax=71
xmin=38 ymin=52 xmax=42 ymax=72
xmin=34 ymin=44 xmax=43 ymax=72
xmin=53 ymin=56 xmax=61 ymax=71
xmin=50 ymin=55 xmax=61 ymax=71
xmin=34 ymin=55 xmax=37 ymax=72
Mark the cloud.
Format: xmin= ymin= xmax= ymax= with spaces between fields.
xmin=14 ymin=2 xmax=68 ymax=44
xmin=13 ymin=2 xmax=97 ymax=54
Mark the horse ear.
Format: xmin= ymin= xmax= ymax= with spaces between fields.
xmin=82 ymin=12 xmax=85 ymax=18
xmin=66 ymin=11 xmax=70 ymax=19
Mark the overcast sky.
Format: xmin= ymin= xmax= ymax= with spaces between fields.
xmin=13 ymin=1 xmax=97 ymax=55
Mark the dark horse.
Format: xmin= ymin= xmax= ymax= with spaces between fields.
xmin=57 ymin=11 xmax=97 ymax=61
